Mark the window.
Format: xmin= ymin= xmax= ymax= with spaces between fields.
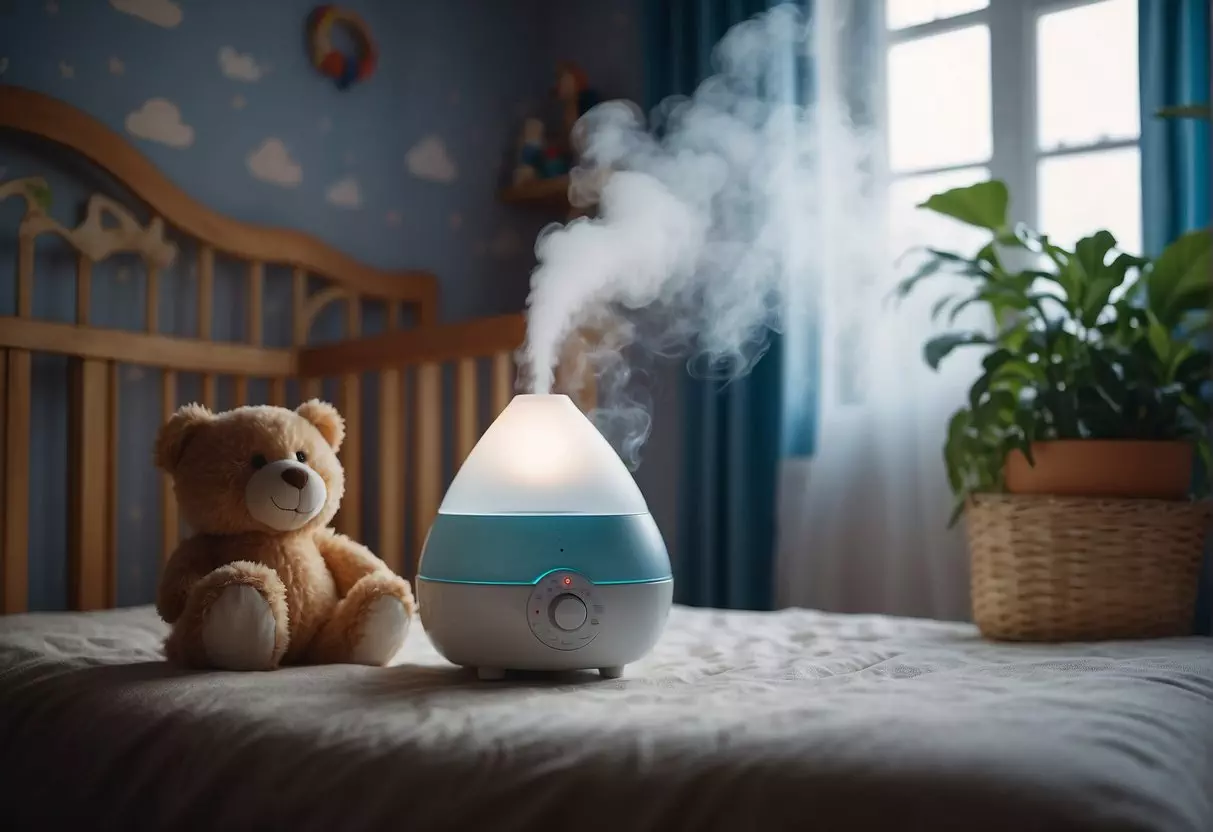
xmin=883 ymin=0 xmax=1141 ymax=255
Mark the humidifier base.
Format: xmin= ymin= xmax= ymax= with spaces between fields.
xmin=418 ymin=575 xmax=673 ymax=676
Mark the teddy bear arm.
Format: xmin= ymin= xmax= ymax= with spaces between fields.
xmin=314 ymin=528 xmax=394 ymax=596
xmin=155 ymin=534 xmax=214 ymax=624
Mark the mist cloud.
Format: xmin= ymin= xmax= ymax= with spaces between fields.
xmin=520 ymin=3 xmax=878 ymax=467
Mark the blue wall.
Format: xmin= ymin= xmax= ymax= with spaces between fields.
xmin=0 ymin=0 xmax=555 ymax=322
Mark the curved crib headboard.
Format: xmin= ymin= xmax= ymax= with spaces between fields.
xmin=0 ymin=86 xmax=532 ymax=615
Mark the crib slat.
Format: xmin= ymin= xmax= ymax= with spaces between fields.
xmin=455 ymin=358 xmax=478 ymax=465
xmin=107 ymin=362 xmax=119 ymax=608
xmin=248 ymin=261 xmax=264 ymax=345
xmin=76 ymin=255 xmax=92 ymax=323
xmin=68 ymin=359 xmax=110 ymax=611
xmin=198 ymin=246 xmax=216 ymax=408
xmin=292 ymin=267 xmax=308 ymax=345
xmin=336 ymin=373 xmax=361 ymax=538
xmin=413 ymin=362 xmax=441 ymax=562
xmin=0 ymin=352 xmax=5 ymax=604
xmin=3 ymin=350 xmax=29 ymax=614
xmin=3 ymin=235 xmax=34 ymax=612
xmin=491 ymin=351 xmax=514 ymax=416
xmin=293 ymin=268 xmax=318 ymax=404
xmin=17 ymin=235 xmax=33 ymax=318
xmin=161 ymin=370 xmax=179 ymax=564
xmin=378 ymin=368 xmax=404 ymax=574
xmin=270 ymin=377 xmax=286 ymax=407
xmin=336 ymin=298 xmax=362 ymax=539
xmin=145 ymin=263 xmax=160 ymax=333
xmin=235 ymin=261 xmax=264 ymax=408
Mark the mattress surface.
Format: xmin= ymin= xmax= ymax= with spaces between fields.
xmin=1 ymin=604 xmax=1210 ymax=832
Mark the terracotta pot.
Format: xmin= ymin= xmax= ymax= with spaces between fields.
xmin=1003 ymin=440 xmax=1194 ymax=500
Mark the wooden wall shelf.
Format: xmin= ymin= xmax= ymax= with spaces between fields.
xmin=499 ymin=175 xmax=571 ymax=209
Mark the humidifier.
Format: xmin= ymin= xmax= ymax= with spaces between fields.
xmin=416 ymin=393 xmax=673 ymax=680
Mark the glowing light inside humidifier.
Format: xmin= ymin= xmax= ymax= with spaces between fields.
xmin=438 ymin=394 xmax=648 ymax=517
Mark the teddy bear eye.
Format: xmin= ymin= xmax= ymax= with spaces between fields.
xmin=295 ymin=451 xmax=307 ymax=463
xmin=251 ymin=454 xmax=268 ymax=469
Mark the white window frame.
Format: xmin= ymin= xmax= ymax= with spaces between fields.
xmin=879 ymin=0 xmax=1141 ymax=235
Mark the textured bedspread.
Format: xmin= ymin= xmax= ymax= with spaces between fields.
xmin=1 ymin=604 xmax=1210 ymax=832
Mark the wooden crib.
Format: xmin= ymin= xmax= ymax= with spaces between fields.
xmin=0 ymin=86 xmax=590 ymax=615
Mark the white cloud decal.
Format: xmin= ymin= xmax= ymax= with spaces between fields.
xmin=247 ymin=138 xmax=301 ymax=187
xmin=325 ymin=176 xmax=361 ymax=209
xmin=125 ymin=98 xmax=193 ymax=148
xmin=110 ymin=0 xmax=181 ymax=28
xmin=218 ymin=46 xmax=264 ymax=82
xmin=406 ymin=135 xmax=457 ymax=183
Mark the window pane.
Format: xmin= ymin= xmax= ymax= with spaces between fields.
xmin=886 ymin=0 xmax=988 ymax=30
xmin=887 ymin=26 xmax=991 ymax=173
xmin=1038 ymin=148 xmax=1142 ymax=254
xmin=889 ymin=166 xmax=991 ymax=260
xmin=1037 ymin=0 xmax=1138 ymax=151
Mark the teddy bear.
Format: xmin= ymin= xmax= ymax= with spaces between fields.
xmin=153 ymin=399 xmax=414 ymax=671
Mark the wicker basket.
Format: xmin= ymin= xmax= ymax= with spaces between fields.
xmin=966 ymin=494 xmax=1211 ymax=642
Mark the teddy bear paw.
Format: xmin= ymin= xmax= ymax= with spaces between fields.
xmin=202 ymin=584 xmax=277 ymax=671
xmin=350 ymin=595 xmax=409 ymax=666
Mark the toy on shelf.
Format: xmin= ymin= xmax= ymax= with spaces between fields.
xmin=502 ymin=61 xmax=603 ymax=214
xmin=512 ymin=117 xmax=569 ymax=186
xmin=555 ymin=61 xmax=601 ymax=136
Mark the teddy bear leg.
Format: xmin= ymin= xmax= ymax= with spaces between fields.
xmin=165 ymin=561 xmax=290 ymax=671
xmin=307 ymin=572 xmax=414 ymax=666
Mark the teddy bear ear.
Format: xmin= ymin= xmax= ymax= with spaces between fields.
xmin=154 ymin=403 xmax=213 ymax=474
xmin=296 ymin=399 xmax=345 ymax=451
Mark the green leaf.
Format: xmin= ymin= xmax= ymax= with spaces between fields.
xmin=1147 ymin=228 xmax=1212 ymax=326
xmin=1014 ymin=407 xmax=1037 ymax=464
xmin=930 ymin=293 xmax=957 ymax=321
xmin=1146 ymin=313 xmax=1172 ymax=364
xmin=944 ymin=409 xmax=970 ymax=493
xmin=924 ymin=332 xmax=990 ymax=371
xmin=917 ymin=180 xmax=1009 ymax=231
xmin=1156 ymin=103 xmax=1211 ymax=120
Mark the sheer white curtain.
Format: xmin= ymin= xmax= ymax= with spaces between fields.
xmin=775 ymin=0 xmax=987 ymax=621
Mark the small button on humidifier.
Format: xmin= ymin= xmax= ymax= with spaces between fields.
xmin=417 ymin=394 xmax=673 ymax=680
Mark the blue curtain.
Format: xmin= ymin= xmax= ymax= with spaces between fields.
xmin=1139 ymin=0 xmax=1210 ymax=256
xmin=643 ymin=0 xmax=811 ymax=610
xmin=1139 ymin=0 xmax=1212 ymax=635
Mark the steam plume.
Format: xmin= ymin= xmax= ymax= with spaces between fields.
xmin=521 ymin=3 xmax=878 ymax=467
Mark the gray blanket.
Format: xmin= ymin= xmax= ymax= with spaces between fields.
xmin=1 ymin=604 xmax=1210 ymax=832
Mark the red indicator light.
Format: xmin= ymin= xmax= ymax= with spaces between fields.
xmin=563 ymin=577 xmax=572 ymax=585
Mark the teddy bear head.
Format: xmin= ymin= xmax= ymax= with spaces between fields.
xmin=153 ymin=400 xmax=346 ymax=536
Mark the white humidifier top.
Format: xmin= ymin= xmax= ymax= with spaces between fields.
xmin=438 ymin=393 xmax=648 ymax=517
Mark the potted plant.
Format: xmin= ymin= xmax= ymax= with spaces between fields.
xmin=895 ymin=179 xmax=1211 ymax=525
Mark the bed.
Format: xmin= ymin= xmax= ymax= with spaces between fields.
xmin=0 ymin=604 xmax=1210 ymax=831
xmin=2 ymin=88 xmax=1212 ymax=832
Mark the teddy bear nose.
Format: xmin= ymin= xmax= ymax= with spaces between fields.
xmin=280 ymin=467 xmax=309 ymax=489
